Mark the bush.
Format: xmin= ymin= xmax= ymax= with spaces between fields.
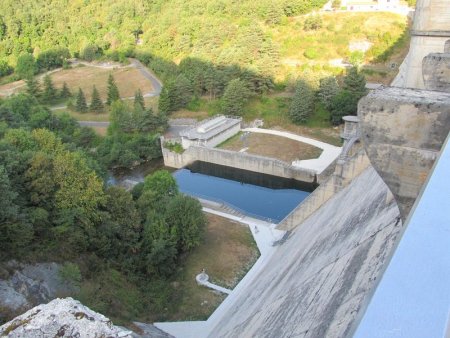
xmin=0 ymin=60 xmax=13 ymax=77
xmin=80 ymin=44 xmax=102 ymax=62
xmin=304 ymin=48 xmax=319 ymax=60
xmin=59 ymin=262 xmax=82 ymax=286
xmin=304 ymin=15 xmax=323 ymax=31
xmin=164 ymin=141 xmax=184 ymax=154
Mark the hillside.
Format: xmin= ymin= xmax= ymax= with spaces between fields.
xmin=0 ymin=0 xmax=408 ymax=84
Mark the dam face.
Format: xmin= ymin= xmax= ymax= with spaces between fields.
xmin=208 ymin=167 xmax=401 ymax=338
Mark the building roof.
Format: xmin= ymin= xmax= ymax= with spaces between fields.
xmin=179 ymin=115 xmax=241 ymax=141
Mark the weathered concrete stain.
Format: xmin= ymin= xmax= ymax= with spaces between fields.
xmin=359 ymin=86 xmax=450 ymax=219
xmin=208 ymin=168 xmax=401 ymax=338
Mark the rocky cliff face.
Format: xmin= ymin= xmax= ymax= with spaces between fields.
xmin=0 ymin=298 xmax=133 ymax=337
xmin=0 ymin=261 xmax=76 ymax=323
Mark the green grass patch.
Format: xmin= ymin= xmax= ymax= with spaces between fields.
xmin=305 ymin=104 xmax=332 ymax=128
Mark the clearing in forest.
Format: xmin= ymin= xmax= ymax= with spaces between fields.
xmin=0 ymin=65 xmax=153 ymax=101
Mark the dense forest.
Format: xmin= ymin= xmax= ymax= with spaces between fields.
xmin=0 ymin=92 xmax=208 ymax=323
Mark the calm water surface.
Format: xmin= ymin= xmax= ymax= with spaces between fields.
xmin=174 ymin=162 xmax=313 ymax=222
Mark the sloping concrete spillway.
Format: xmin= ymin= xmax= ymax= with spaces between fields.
xmin=207 ymin=167 xmax=401 ymax=338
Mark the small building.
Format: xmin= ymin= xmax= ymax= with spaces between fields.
xmin=179 ymin=115 xmax=242 ymax=149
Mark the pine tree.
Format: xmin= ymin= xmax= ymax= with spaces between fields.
xmin=106 ymin=74 xmax=120 ymax=105
xmin=25 ymin=77 xmax=40 ymax=98
xmin=60 ymin=82 xmax=72 ymax=99
xmin=158 ymin=84 xmax=173 ymax=114
xmin=76 ymin=88 xmax=88 ymax=113
xmin=42 ymin=74 xmax=57 ymax=103
xmin=318 ymin=76 xmax=339 ymax=110
xmin=343 ymin=67 xmax=367 ymax=97
xmin=174 ymin=74 xmax=193 ymax=108
xmin=90 ymin=86 xmax=104 ymax=113
xmin=289 ymin=79 xmax=314 ymax=124
xmin=134 ymin=89 xmax=145 ymax=111
xmin=221 ymin=79 xmax=250 ymax=116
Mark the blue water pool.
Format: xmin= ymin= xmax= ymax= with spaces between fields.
xmin=173 ymin=162 xmax=313 ymax=223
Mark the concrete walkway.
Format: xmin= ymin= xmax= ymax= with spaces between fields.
xmin=242 ymin=128 xmax=342 ymax=174
xmin=154 ymin=207 xmax=286 ymax=338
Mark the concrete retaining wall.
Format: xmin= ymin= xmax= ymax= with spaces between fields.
xmin=277 ymin=149 xmax=370 ymax=231
xmin=162 ymin=144 xmax=316 ymax=183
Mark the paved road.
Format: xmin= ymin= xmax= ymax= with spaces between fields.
xmin=78 ymin=121 xmax=110 ymax=127
xmin=129 ymin=58 xmax=163 ymax=95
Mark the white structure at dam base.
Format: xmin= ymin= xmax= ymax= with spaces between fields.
xmin=179 ymin=115 xmax=241 ymax=149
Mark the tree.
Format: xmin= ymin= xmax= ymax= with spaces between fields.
xmin=329 ymin=90 xmax=359 ymax=125
xmin=0 ymin=60 xmax=13 ymax=77
xmin=106 ymin=74 xmax=120 ymax=105
xmin=80 ymin=44 xmax=101 ymax=62
xmin=42 ymin=74 xmax=57 ymax=102
xmin=165 ymin=195 xmax=206 ymax=252
xmin=318 ymin=76 xmax=339 ymax=110
xmin=25 ymin=77 xmax=41 ymax=98
xmin=60 ymin=82 xmax=72 ymax=98
xmin=36 ymin=48 xmax=70 ymax=71
xmin=16 ymin=53 xmax=37 ymax=79
xmin=90 ymin=86 xmax=103 ymax=113
xmin=76 ymin=88 xmax=88 ymax=113
xmin=289 ymin=79 xmax=314 ymax=124
xmin=134 ymin=89 xmax=145 ymax=111
xmin=343 ymin=67 xmax=367 ymax=98
xmin=221 ymin=79 xmax=250 ymax=116
xmin=158 ymin=85 xmax=173 ymax=114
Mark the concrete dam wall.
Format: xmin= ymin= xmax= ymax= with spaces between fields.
xmin=207 ymin=166 xmax=402 ymax=338
xmin=162 ymin=143 xmax=317 ymax=183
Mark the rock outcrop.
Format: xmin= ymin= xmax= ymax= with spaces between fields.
xmin=0 ymin=298 xmax=133 ymax=337
xmin=0 ymin=261 xmax=76 ymax=322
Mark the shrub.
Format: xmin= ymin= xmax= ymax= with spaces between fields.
xmin=304 ymin=48 xmax=319 ymax=60
xmin=164 ymin=141 xmax=184 ymax=154
xmin=59 ymin=262 xmax=82 ymax=286
xmin=304 ymin=15 xmax=322 ymax=31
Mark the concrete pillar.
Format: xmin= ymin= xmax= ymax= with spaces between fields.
xmin=392 ymin=0 xmax=450 ymax=89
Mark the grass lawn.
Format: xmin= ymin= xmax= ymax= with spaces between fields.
xmin=166 ymin=213 xmax=259 ymax=321
xmin=219 ymin=132 xmax=322 ymax=163
xmin=45 ymin=65 xmax=153 ymax=101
